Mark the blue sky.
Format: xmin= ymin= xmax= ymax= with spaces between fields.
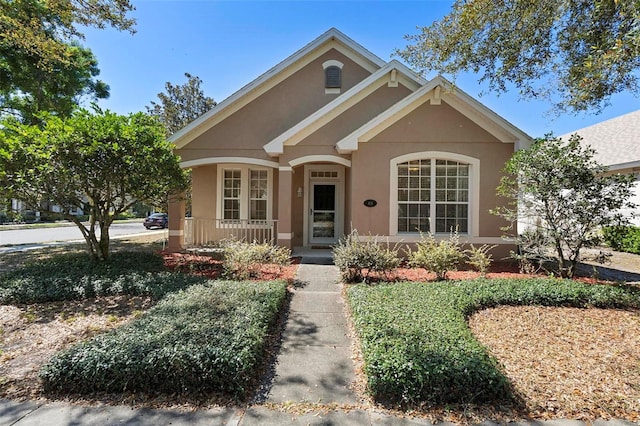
xmin=83 ymin=0 xmax=639 ymax=138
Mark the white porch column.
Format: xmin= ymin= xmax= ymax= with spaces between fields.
xmin=277 ymin=167 xmax=293 ymax=248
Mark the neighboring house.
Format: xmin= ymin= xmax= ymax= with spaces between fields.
xmin=561 ymin=110 xmax=640 ymax=226
xmin=167 ymin=28 xmax=531 ymax=256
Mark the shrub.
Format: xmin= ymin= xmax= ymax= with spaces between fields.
xmin=40 ymin=280 xmax=288 ymax=399
xmin=465 ymin=244 xmax=497 ymax=276
xmin=332 ymin=229 xmax=401 ymax=283
xmin=347 ymin=278 xmax=640 ymax=407
xmin=602 ymin=225 xmax=640 ymax=255
xmin=0 ymin=252 xmax=205 ymax=303
xmin=221 ymin=238 xmax=291 ymax=280
xmin=407 ymin=231 xmax=464 ymax=280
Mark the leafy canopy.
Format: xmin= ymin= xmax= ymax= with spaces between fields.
xmin=146 ymin=72 xmax=216 ymax=137
xmin=492 ymin=134 xmax=637 ymax=277
xmin=0 ymin=0 xmax=135 ymax=123
xmin=399 ymin=0 xmax=640 ymax=113
xmin=0 ymin=108 xmax=188 ymax=260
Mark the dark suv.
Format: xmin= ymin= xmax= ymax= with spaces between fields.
xmin=143 ymin=213 xmax=168 ymax=229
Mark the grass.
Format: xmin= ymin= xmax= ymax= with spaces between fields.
xmin=346 ymin=278 xmax=640 ymax=408
xmin=39 ymin=280 xmax=288 ymax=400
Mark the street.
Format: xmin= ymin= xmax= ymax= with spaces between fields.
xmin=0 ymin=220 xmax=164 ymax=246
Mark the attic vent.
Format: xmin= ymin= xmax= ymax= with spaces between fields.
xmin=325 ymin=66 xmax=341 ymax=88
xmin=322 ymin=60 xmax=344 ymax=94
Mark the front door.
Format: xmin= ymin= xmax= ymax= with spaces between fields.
xmin=310 ymin=183 xmax=337 ymax=244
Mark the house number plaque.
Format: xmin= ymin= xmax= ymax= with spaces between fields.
xmin=363 ymin=199 xmax=377 ymax=207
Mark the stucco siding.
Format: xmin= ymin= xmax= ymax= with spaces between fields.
xmin=177 ymin=49 xmax=371 ymax=163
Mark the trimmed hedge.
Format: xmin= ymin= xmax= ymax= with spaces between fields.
xmin=40 ymin=280 xmax=288 ymax=399
xmin=602 ymin=225 xmax=640 ymax=254
xmin=0 ymin=252 xmax=205 ymax=303
xmin=347 ymin=278 xmax=640 ymax=406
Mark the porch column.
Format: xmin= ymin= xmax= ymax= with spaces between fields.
xmin=277 ymin=167 xmax=293 ymax=248
xmin=167 ymin=192 xmax=185 ymax=252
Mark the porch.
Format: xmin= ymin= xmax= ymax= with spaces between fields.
xmin=184 ymin=218 xmax=278 ymax=246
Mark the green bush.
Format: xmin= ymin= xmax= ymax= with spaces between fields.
xmin=465 ymin=244 xmax=497 ymax=276
xmin=221 ymin=239 xmax=291 ymax=280
xmin=332 ymin=229 xmax=401 ymax=283
xmin=0 ymin=252 xmax=205 ymax=303
xmin=602 ymin=225 xmax=640 ymax=254
xmin=407 ymin=231 xmax=464 ymax=280
xmin=347 ymin=278 xmax=640 ymax=407
xmin=40 ymin=280 xmax=288 ymax=399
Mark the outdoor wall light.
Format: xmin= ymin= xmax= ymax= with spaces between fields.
xmin=297 ymin=187 xmax=303 ymax=198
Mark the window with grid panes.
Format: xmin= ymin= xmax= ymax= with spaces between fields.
xmin=397 ymin=159 xmax=469 ymax=233
xmin=249 ymin=170 xmax=268 ymax=220
xmin=222 ymin=169 xmax=241 ymax=220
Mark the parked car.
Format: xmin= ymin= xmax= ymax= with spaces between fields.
xmin=143 ymin=213 xmax=168 ymax=229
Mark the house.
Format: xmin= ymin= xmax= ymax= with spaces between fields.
xmin=561 ymin=110 xmax=640 ymax=226
xmin=167 ymin=28 xmax=531 ymax=257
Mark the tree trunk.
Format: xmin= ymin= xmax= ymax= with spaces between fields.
xmin=98 ymin=220 xmax=110 ymax=260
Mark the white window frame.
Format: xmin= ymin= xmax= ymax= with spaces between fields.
xmin=216 ymin=164 xmax=273 ymax=222
xmin=390 ymin=152 xmax=480 ymax=237
xmin=322 ymin=60 xmax=344 ymax=95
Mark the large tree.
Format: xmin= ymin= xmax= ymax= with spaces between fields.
xmin=146 ymin=72 xmax=216 ymax=137
xmin=0 ymin=0 xmax=135 ymax=123
xmin=399 ymin=0 xmax=640 ymax=113
xmin=0 ymin=109 xmax=188 ymax=260
xmin=493 ymin=135 xmax=637 ymax=278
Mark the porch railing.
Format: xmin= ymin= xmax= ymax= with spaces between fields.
xmin=184 ymin=218 xmax=277 ymax=246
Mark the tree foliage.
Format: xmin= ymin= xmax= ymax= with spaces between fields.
xmin=146 ymin=72 xmax=216 ymax=137
xmin=0 ymin=0 xmax=135 ymax=123
xmin=492 ymin=135 xmax=637 ymax=278
xmin=0 ymin=109 xmax=188 ymax=260
xmin=399 ymin=0 xmax=640 ymax=113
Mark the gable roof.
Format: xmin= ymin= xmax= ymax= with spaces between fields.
xmin=170 ymin=28 xmax=386 ymax=149
xmin=263 ymin=59 xmax=426 ymax=156
xmin=335 ymin=76 xmax=532 ymax=154
xmin=560 ymin=109 xmax=640 ymax=170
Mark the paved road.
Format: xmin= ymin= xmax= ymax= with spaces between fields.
xmin=0 ymin=221 xmax=163 ymax=246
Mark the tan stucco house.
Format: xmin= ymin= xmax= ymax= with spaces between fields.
xmin=167 ymin=28 xmax=531 ymax=256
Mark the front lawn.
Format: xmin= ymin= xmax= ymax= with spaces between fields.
xmin=346 ymin=278 xmax=640 ymax=409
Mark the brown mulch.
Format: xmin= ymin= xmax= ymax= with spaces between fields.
xmin=0 ymin=296 xmax=153 ymax=401
xmin=469 ymin=306 xmax=640 ymax=421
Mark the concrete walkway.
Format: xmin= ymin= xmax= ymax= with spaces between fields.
xmin=267 ymin=261 xmax=357 ymax=404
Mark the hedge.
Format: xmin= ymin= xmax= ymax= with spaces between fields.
xmin=0 ymin=252 xmax=205 ymax=303
xmin=347 ymin=278 xmax=640 ymax=406
xmin=40 ymin=280 xmax=288 ymax=399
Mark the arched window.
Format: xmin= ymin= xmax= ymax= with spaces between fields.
xmin=390 ymin=152 xmax=479 ymax=235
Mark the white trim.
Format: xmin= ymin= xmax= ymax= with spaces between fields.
xmin=325 ymin=88 xmax=341 ymax=95
xmin=168 ymin=230 xmax=184 ymax=237
xmin=303 ymin=165 xmax=345 ymax=246
xmin=322 ymin=59 xmax=344 ymax=69
xmin=359 ymin=235 xmax=513 ymax=244
xmin=264 ymin=60 xmax=426 ymax=156
xmin=279 ymin=166 xmax=293 ymax=172
xmin=289 ymin=155 xmax=351 ymax=168
xmin=216 ymin=164 xmax=273 ymax=222
xmin=335 ymin=76 xmax=532 ymax=154
xmin=277 ymin=233 xmax=294 ymax=240
xmin=181 ymin=157 xmax=279 ymax=169
xmin=170 ymin=28 xmax=385 ymax=149
xmin=389 ymin=152 xmax=480 ymax=238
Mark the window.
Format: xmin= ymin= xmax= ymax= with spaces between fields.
xmin=394 ymin=155 xmax=475 ymax=235
xmin=218 ymin=165 xmax=272 ymax=221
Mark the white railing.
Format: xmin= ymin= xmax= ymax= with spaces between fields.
xmin=184 ymin=218 xmax=277 ymax=246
